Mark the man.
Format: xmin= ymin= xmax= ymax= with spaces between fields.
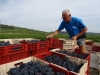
xmin=46 ymin=9 xmax=88 ymax=53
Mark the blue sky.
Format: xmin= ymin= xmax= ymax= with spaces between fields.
xmin=0 ymin=0 xmax=100 ymax=32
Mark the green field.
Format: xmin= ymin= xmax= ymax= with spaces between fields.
xmin=0 ymin=24 xmax=100 ymax=42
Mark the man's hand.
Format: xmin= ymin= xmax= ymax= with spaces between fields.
xmin=46 ymin=30 xmax=60 ymax=39
xmin=71 ymin=35 xmax=78 ymax=40
xmin=46 ymin=34 xmax=54 ymax=39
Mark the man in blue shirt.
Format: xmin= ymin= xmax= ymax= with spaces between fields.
xmin=47 ymin=9 xmax=88 ymax=53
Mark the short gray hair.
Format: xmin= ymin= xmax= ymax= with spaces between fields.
xmin=62 ymin=9 xmax=71 ymax=15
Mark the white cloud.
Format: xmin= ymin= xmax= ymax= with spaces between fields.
xmin=0 ymin=0 xmax=100 ymax=33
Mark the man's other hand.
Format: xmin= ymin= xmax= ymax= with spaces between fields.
xmin=46 ymin=34 xmax=54 ymax=39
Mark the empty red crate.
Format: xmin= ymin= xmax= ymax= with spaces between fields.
xmin=5 ymin=51 xmax=27 ymax=63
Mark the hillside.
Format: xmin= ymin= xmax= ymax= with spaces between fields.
xmin=0 ymin=24 xmax=100 ymax=42
xmin=0 ymin=24 xmax=46 ymax=34
xmin=0 ymin=24 xmax=68 ymax=39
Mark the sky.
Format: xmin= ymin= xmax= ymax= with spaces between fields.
xmin=0 ymin=0 xmax=100 ymax=33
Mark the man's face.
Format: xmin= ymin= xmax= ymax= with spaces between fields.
xmin=62 ymin=14 xmax=71 ymax=22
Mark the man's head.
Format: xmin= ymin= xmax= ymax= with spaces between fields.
xmin=62 ymin=9 xmax=71 ymax=22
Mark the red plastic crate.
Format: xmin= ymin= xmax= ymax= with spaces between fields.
xmin=56 ymin=48 xmax=91 ymax=69
xmin=5 ymin=51 xmax=27 ymax=63
xmin=20 ymin=41 xmax=33 ymax=51
xmin=35 ymin=51 xmax=87 ymax=75
xmin=5 ymin=44 xmax=28 ymax=55
xmin=32 ymin=41 xmax=49 ymax=50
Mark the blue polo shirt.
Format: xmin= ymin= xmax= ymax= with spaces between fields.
xmin=58 ymin=17 xmax=86 ymax=38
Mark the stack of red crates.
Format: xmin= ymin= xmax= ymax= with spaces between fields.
xmin=20 ymin=40 xmax=50 ymax=57
xmin=20 ymin=40 xmax=35 ymax=57
xmin=0 ymin=43 xmax=28 ymax=64
xmin=0 ymin=38 xmax=64 ymax=65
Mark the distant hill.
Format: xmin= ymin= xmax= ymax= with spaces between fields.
xmin=0 ymin=24 xmax=47 ymax=34
xmin=0 ymin=24 xmax=51 ymax=39
xmin=86 ymin=32 xmax=100 ymax=35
